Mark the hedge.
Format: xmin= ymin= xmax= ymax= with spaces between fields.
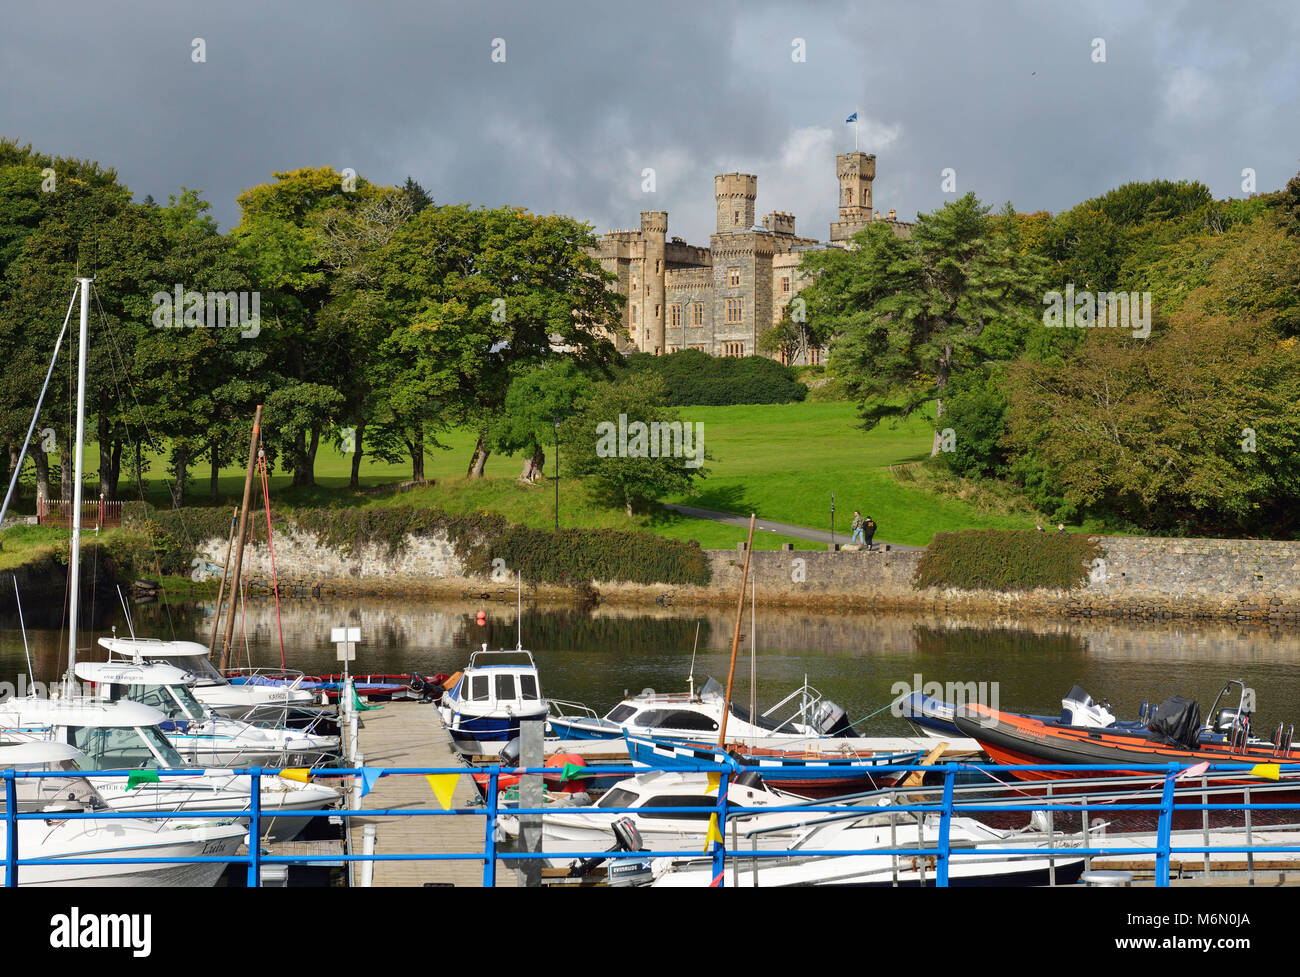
xmin=122 ymin=502 xmax=711 ymax=587
xmin=625 ymin=349 xmax=807 ymax=405
xmin=914 ymin=529 xmax=1102 ymax=592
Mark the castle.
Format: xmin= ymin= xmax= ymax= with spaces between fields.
xmin=593 ymin=151 xmax=912 ymax=363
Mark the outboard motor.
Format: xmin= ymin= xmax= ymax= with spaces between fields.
xmin=1060 ymin=685 xmax=1116 ymax=728
xmin=810 ymin=699 xmax=856 ymax=737
xmin=567 ymin=816 xmax=648 ymax=880
xmin=497 ymin=737 xmax=521 ymax=766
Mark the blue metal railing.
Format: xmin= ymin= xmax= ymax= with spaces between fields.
xmin=3 ymin=761 xmax=1299 ymax=887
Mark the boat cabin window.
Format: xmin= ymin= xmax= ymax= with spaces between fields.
xmin=167 ymin=655 xmax=226 ymax=686
xmin=1 ymin=772 xmax=102 ymax=813
xmin=66 ymin=725 xmax=186 ymax=769
xmin=495 ymin=674 xmax=517 ymax=700
xmin=639 ymin=795 xmax=714 ymax=820
xmin=468 ymin=675 xmax=490 ymax=701
xmin=519 ymin=674 xmax=539 ymax=700
xmin=123 ymin=684 xmax=204 ymax=722
xmin=635 ymin=709 xmax=718 ymax=732
xmin=596 ymin=787 xmax=638 ymax=810
xmin=606 ymin=704 xmax=637 ymax=724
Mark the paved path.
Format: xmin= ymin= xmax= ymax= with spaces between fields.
xmin=665 ymin=503 xmax=924 ymax=552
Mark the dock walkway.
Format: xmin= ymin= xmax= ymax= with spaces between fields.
xmin=350 ymin=700 xmax=515 ymax=887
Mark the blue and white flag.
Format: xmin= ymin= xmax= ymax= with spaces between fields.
xmin=845 ymin=111 xmax=858 ymax=123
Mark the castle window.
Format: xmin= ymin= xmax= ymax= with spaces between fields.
xmin=726 ymin=298 xmax=743 ymax=323
xmin=734 ymin=211 xmax=740 ymax=225
xmin=692 ymin=303 xmax=703 ymax=326
xmin=690 ymin=344 xmax=706 ymax=352
xmin=670 ymin=305 xmax=681 ymax=327
xmin=728 ymin=267 xmax=740 ymax=288
xmin=668 ymin=344 xmax=680 ymax=354
xmin=809 ymin=347 xmax=822 ymax=366
xmin=655 ymin=305 xmax=660 ymax=319
xmin=723 ymin=342 xmax=744 ymax=357
xmin=631 ymin=274 xmax=638 ymax=291
xmin=655 ymin=260 xmax=661 ymax=273
xmin=631 ymin=305 xmax=638 ymax=325
xmin=778 ymin=349 xmax=789 ymax=366
xmin=781 ymin=276 xmax=791 ymax=294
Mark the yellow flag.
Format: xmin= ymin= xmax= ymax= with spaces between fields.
xmin=703 ymin=813 xmax=723 ymax=854
xmin=278 ymin=768 xmax=312 ymax=783
xmin=426 ymin=773 xmax=461 ymax=810
xmin=1251 ymin=763 xmax=1281 ymax=781
xmin=705 ymin=772 xmax=720 ymax=794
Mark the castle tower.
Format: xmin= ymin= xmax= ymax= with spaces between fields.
xmin=640 ymin=211 xmax=667 ymax=353
xmin=715 ymin=173 xmax=757 ymax=235
xmin=836 ymin=152 xmax=875 ymax=223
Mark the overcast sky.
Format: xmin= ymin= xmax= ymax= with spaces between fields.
xmin=3 ymin=1 xmax=1297 ymax=244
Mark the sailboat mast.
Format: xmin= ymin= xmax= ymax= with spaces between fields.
xmin=65 ymin=277 xmax=91 ymax=689
xmin=717 ymin=513 xmax=756 ymax=747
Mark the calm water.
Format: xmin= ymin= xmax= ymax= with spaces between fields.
xmin=4 ymin=595 xmax=1300 ymax=733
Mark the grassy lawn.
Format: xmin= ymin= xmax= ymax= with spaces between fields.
xmin=10 ymin=400 xmax=1072 ymax=549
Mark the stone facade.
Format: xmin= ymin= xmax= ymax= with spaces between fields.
xmin=593 ymin=151 xmax=913 ymax=363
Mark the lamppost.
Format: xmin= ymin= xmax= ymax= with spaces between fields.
xmin=553 ymin=417 xmax=560 ymax=532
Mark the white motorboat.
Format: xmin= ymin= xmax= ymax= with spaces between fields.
xmin=649 ymin=807 xmax=1087 ymax=887
xmin=98 ymin=637 xmax=317 ymax=721
xmin=438 ymin=648 xmax=550 ymax=753
xmin=75 ymin=660 xmax=339 ymax=767
xmin=0 ymin=740 xmax=246 ymax=887
xmin=0 ymin=696 xmax=340 ymax=843
xmin=498 ymin=769 xmax=827 ymax=868
xmin=548 ymin=676 xmax=856 ymax=745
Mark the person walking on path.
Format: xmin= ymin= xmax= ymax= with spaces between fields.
xmin=851 ymin=510 xmax=865 ymax=544
xmin=863 ymin=515 xmax=877 ymax=551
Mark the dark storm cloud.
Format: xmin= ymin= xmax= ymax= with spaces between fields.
xmin=2 ymin=0 xmax=1296 ymax=244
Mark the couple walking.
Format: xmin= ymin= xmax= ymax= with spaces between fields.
xmin=851 ymin=510 xmax=876 ymax=550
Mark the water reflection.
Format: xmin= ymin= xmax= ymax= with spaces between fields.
xmin=1 ymin=597 xmax=1298 ymax=736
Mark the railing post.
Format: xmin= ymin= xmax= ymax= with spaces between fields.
xmin=711 ymin=769 xmax=730 ymax=886
xmin=246 ymin=767 xmax=263 ymax=887
xmin=482 ymin=769 xmax=498 ymax=888
xmin=4 ymin=770 xmax=16 ymax=887
xmin=936 ymin=762 xmax=955 ymax=887
xmin=1155 ymin=763 xmax=1176 ymax=888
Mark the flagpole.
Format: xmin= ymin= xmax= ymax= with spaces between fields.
xmin=855 ymin=110 xmax=859 ymax=152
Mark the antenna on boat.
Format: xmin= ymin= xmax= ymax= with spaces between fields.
xmin=13 ymin=576 xmax=34 ymax=695
xmin=516 ymin=570 xmax=522 ymax=651
xmin=688 ymin=622 xmax=700 ymax=698
xmin=116 ymin=584 xmax=138 ymax=640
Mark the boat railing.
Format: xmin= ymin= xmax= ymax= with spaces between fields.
xmin=754 ymin=680 xmax=828 ymax=734
xmin=546 ymin=699 xmax=600 ymax=721
xmin=6 ymin=759 xmax=1300 ymax=887
xmin=466 ymin=649 xmax=537 ymax=669
xmin=224 ymin=667 xmax=309 ymax=689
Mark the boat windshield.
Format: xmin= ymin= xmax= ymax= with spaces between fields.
xmin=160 ymin=655 xmax=226 ymax=686
xmin=699 ymin=677 xmax=724 ymax=698
xmin=3 ymin=771 xmax=104 ymax=813
xmin=124 ymin=684 xmax=205 ymax=722
xmin=67 ymin=724 xmax=188 ymax=769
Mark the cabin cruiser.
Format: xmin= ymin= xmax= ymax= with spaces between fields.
xmin=98 ymin=636 xmax=317 ymax=722
xmin=649 ymin=805 xmax=1087 ymax=887
xmin=75 ymin=660 xmax=339 ymax=767
xmin=0 ymin=740 xmax=246 ymax=886
xmin=0 ymin=696 xmax=340 ymax=843
xmin=548 ymin=676 xmax=856 ymax=745
xmin=497 ymin=769 xmax=829 ymax=868
xmin=438 ymin=648 xmax=550 ymax=752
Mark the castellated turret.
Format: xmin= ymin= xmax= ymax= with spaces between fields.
xmin=640 ymin=211 xmax=667 ymax=353
xmin=837 ymin=152 xmax=875 ymax=222
xmin=715 ymin=173 xmax=757 ymax=235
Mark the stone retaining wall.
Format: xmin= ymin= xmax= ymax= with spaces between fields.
xmin=194 ymin=532 xmax=1300 ymax=625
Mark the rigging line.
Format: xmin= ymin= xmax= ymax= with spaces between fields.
xmin=90 ymin=283 xmax=180 ymax=637
xmin=0 ymin=284 xmax=78 ymax=528
xmin=257 ymin=448 xmax=286 ymax=669
xmin=13 ymin=576 xmax=34 ymax=691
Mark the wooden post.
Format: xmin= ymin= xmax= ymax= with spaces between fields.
xmin=208 ymin=507 xmax=239 ymax=651
xmin=717 ymin=514 xmax=756 ymax=747
xmin=219 ymin=406 xmax=262 ymax=672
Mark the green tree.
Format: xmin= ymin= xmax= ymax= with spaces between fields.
xmin=561 ymin=372 xmax=707 ymax=517
xmin=490 ymin=361 xmax=592 ymax=482
xmin=801 ymin=193 xmax=1045 ymax=454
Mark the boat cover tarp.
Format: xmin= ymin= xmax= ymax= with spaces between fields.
xmin=1146 ymin=696 xmax=1202 ymax=750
